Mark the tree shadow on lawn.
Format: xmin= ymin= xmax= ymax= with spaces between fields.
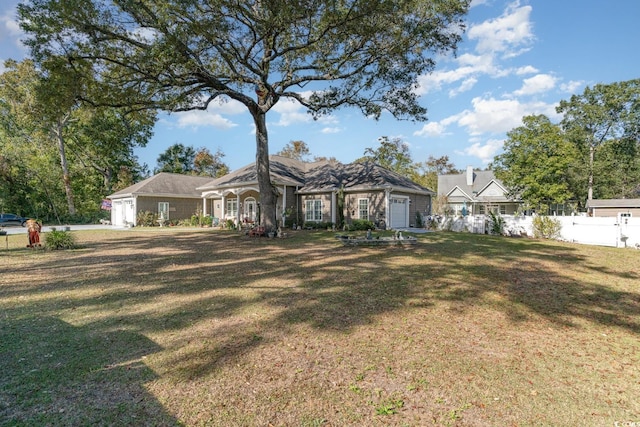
xmin=3 ymin=230 xmax=639 ymax=382
xmin=0 ymin=315 xmax=179 ymax=426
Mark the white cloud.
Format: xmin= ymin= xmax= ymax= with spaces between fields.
xmin=515 ymin=65 xmax=538 ymax=75
xmin=468 ymin=2 xmax=534 ymax=57
xmin=0 ymin=7 xmax=25 ymax=60
xmin=175 ymin=110 xmax=237 ymax=129
xmin=455 ymin=96 xmax=559 ymax=135
xmin=457 ymin=138 xmax=505 ymax=163
xmin=414 ymin=121 xmax=448 ymax=137
xmin=470 ymin=0 xmax=490 ymax=7
xmin=560 ymin=80 xmax=584 ymax=94
xmin=271 ymin=96 xmax=314 ymax=126
xmin=449 ymin=77 xmax=478 ymax=97
xmin=321 ymin=127 xmax=341 ymax=134
xmin=207 ymin=97 xmax=247 ymax=115
xmin=513 ymin=73 xmax=557 ymax=96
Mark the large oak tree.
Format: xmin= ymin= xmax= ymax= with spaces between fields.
xmin=19 ymin=0 xmax=470 ymax=231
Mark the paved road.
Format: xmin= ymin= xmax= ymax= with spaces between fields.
xmin=1 ymin=224 xmax=117 ymax=235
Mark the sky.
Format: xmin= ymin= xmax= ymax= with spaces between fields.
xmin=1 ymin=0 xmax=639 ymax=173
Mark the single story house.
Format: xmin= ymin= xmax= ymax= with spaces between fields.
xmin=197 ymin=156 xmax=434 ymax=229
xmin=437 ymin=166 xmax=521 ymax=217
xmin=108 ymin=156 xmax=435 ymax=229
xmin=585 ymin=198 xmax=640 ymax=218
xmin=107 ymin=173 xmax=214 ymax=226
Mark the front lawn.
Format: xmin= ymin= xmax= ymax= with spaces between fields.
xmin=1 ymin=229 xmax=638 ymax=426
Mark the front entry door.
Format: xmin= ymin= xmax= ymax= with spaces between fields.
xmin=244 ymin=199 xmax=257 ymax=222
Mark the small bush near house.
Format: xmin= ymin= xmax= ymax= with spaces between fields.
xmin=45 ymin=230 xmax=76 ymax=250
xmin=189 ymin=214 xmax=213 ymax=227
xmin=304 ymin=221 xmax=335 ymax=230
xmin=415 ymin=211 xmax=424 ymax=228
xmin=350 ymin=219 xmax=375 ymax=231
xmin=487 ymin=211 xmax=505 ymax=235
xmin=136 ymin=210 xmax=157 ymax=227
xmin=532 ymin=215 xmax=562 ymax=239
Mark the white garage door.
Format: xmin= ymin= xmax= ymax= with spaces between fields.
xmin=390 ymin=198 xmax=408 ymax=229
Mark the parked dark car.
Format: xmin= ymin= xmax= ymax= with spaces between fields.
xmin=0 ymin=213 xmax=27 ymax=227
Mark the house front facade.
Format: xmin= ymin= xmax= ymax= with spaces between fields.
xmin=198 ymin=156 xmax=434 ymax=229
xmin=108 ymin=157 xmax=434 ymax=229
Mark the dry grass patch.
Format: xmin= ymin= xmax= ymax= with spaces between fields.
xmin=1 ymin=228 xmax=639 ymax=426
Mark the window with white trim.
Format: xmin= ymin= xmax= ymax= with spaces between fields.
xmin=226 ymin=198 xmax=238 ymax=217
xmin=305 ymin=199 xmax=322 ymax=222
xmin=358 ymin=198 xmax=369 ymax=220
xmin=158 ymin=202 xmax=169 ymax=220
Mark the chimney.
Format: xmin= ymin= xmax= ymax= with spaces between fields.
xmin=466 ymin=166 xmax=474 ymax=186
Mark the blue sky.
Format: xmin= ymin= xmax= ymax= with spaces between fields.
xmin=1 ymin=0 xmax=639 ymax=172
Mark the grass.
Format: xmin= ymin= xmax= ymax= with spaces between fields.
xmin=1 ymin=227 xmax=639 ymax=426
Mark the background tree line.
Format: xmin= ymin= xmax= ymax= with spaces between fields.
xmin=492 ymin=79 xmax=640 ymax=213
xmin=0 ymin=59 xmax=230 ymax=223
xmin=2 ymin=56 xmax=636 ymax=224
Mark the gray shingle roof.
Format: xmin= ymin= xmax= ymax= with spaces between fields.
xmin=438 ymin=170 xmax=501 ymax=197
xmin=111 ymin=157 xmax=434 ymax=199
xmin=198 ymin=156 xmax=434 ymax=195
xmin=108 ymin=173 xmax=214 ymax=199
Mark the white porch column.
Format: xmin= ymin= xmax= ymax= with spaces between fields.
xmin=221 ymin=195 xmax=226 ymax=218
xmin=237 ymin=195 xmax=241 ymax=224
xmin=385 ymin=188 xmax=391 ymax=225
xmin=202 ymin=197 xmax=207 ymax=216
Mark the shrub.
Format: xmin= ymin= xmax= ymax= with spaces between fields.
xmin=136 ymin=210 xmax=157 ymax=227
xmin=487 ymin=211 xmax=505 ymax=235
xmin=45 ymin=230 xmax=76 ymax=250
xmin=304 ymin=221 xmax=335 ymax=230
xmin=532 ymin=215 xmax=562 ymax=239
xmin=415 ymin=211 xmax=424 ymax=228
xmin=350 ymin=219 xmax=375 ymax=231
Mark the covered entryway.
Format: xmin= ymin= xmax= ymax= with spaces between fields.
xmin=389 ymin=197 xmax=409 ymax=228
xmin=244 ymin=197 xmax=257 ymax=222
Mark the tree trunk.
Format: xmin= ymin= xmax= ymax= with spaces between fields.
xmin=254 ymin=111 xmax=276 ymax=232
xmin=54 ymin=119 xmax=76 ymax=215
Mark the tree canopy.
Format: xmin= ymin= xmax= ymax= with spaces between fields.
xmin=492 ymin=115 xmax=579 ymax=209
xmin=0 ymin=59 xmax=153 ymax=221
xmin=557 ymin=79 xmax=640 ymax=200
xmin=19 ymin=0 xmax=470 ymax=231
xmin=276 ymin=140 xmax=311 ymax=162
xmin=156 ymin=144 xmax=229 ymax=177
xmin=492 ymin=79 xmax=640 ymax=211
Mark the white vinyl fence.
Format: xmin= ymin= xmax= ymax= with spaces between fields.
xmin=442 ymin=215 xmax=640 ymax=249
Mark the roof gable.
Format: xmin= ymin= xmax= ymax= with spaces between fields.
xmin=476 ymin=180 xmax=508 ymax=199
xmin=446 ymin=186 xmax=472 ymax=200
xmin=438 ymin=169 xmax=507 ymax=200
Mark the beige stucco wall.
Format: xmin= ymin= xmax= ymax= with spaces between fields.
xmin=136 ymin=197 xmax=203 ymax=221
xmin=591 ymin=207 xmax=640 ymax=218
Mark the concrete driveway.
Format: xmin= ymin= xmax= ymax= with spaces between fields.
xmin=0 ymin=224 xmax=116 ymax=235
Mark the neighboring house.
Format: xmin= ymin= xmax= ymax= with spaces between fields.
xmin=585 ymin=199 xmax=640 ymax=218
xmin=108 ymin=173 xmax=214 ymax=226
xmin=197 ymin=156 xmax=435 ymax=229
xmin=437 ymin=166 xmax=521 ymax=216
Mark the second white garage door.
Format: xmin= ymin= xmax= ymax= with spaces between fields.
xmin=389 ymin=197 xmax=408 ymax=229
